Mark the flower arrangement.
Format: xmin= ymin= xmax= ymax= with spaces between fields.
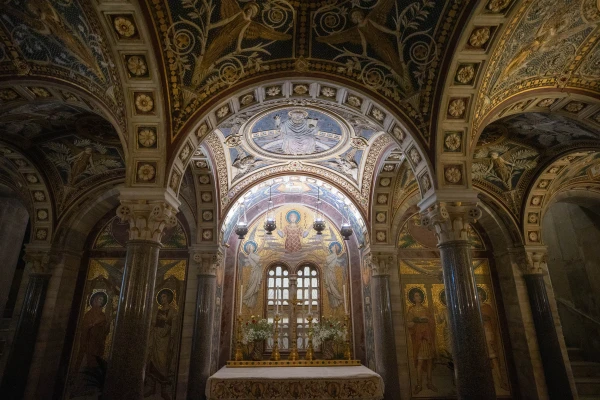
xmin=242 ymin=316 xmax=273 ymax=344
xmin=312 ymin=317 xmax=345 ymax=347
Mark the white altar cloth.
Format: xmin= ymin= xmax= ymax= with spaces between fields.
xmin=206 ymin=365 xmax=384 ymax=400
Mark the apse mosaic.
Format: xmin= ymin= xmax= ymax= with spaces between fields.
xmin=65 ymin=216 xmax=188 ymax=400
xmin=237 ymin=204 xmax=349 ymax=320
xmin=248 ymin=108 xmax=345 ymax=157
xmin=222 ymin=177 xmax=366 ymax=247
xmin=397 ymin=214 xmax=509 ymax=398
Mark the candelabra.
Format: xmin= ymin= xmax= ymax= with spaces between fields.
xmin=344 ymin=313 xmax=352 ymax=360
xmin=304 ymin=314 xmax=314 ymax=361
xmin=288 ymin=300 xmax=301 ymax=361
xmin=271 ymin=314 xmax=281 ymax=361
xmin=235 ymin=315 xmax=244 ymax=361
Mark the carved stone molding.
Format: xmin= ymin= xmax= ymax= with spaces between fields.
xmin=524 ymin=246 xmax=548 ymax=276
xmin=192 ymin=249 xmax=223 ymax=276
xmin=116 ymin=200 xmax=178 ymax=242
xmin=420 ymin=201 xmax=482 ymax=245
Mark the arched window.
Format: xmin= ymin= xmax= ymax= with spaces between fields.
xmin=266 ymin=265 xmax=289 ymax=350
xmin=297 ymin=264 xmax=319 ymax=350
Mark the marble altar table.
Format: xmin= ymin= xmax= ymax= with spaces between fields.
xmin=206 ymin=365 xmax=384 ymax=400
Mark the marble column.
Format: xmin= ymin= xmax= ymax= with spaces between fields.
xmin=370 ymin=254 xmax=401 ymax=400
xmin=103 ymin=194 xmax=179 ymax=400
xmin=421 ymin=200 xmax=495 ymax=399
xmin=188 ymin=250 xmax=220 ymax=400
xmin=523 ymin=250 xmax=573 ymax=400
xmin=0 ymin=249 xmax=51 ymax=400
xmin=0 ymin=197 xmax=29 ymax=317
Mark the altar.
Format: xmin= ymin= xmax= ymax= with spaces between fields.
xmin=206 ymin=365 xmax=384 ymax=400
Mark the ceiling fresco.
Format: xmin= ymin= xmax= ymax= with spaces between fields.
xmin=0 ymin=0 xmax=126 ymax=131
xmin=0 ymin=101 xmax=125 ymax=215
xmin=146 ymin=0 xmax=470 ymax=147
xmin=473 ymin=112 xmax=600 ymax=217
xmin=474 ymin=0 xmax=600 ymax=130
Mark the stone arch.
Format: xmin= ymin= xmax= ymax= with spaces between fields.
xmin=0 ymin=143 xmax=55 ymax=245
xmin=0 ymin=79 xmax=128 ymax=153
xmin=167 ymin=78 xmax=436 ymax=204
xmin=521 ymin=150 xmax=600 ymax=246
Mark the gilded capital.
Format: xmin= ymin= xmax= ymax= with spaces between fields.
xmin=24 ymin=249 xmax=52 ymax=275
xmin=116 ymin=200 xmax=178 ymax=242
xmin=420 ymin=201 xmax=481 ymax=245
xmin=193 ymin=250 xmax=222 ymax=276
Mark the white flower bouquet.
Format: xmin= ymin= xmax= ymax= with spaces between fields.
xmin=242 ymin=316 xmax=273 ymax=344
xmin=312 ymin=317 xmax=345 ymax=347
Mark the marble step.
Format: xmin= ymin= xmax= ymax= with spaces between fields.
xmin=575 ymin=377 xmax=600 ymax=396
xmin=572 ymin=361 xmax=600 ymax=378
xmin=568 ymin=347 xmax=585 ymax=362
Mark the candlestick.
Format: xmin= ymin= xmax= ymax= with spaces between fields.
xmin=343 ymin=284 xmax=347 ymax=314
xmin=344 ymin=313 xmax=352 ymax=360
xmin=308 ymin=277 xmax=312 ymax=314
xmin=239 ymin=285 xmax=244 ymax=315
xmin=271 ymin=313 xmax=281 ymax=361
xmin=275 ymin=285 xmax=279 ymax=314
xmin=234 ymin=315 xmax=244 ymax=361
xmin=305 ymin=313 xmax=314 ymax=361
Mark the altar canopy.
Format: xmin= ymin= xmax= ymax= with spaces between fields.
xmin=206 ymin=366 xmax=384 ymax=400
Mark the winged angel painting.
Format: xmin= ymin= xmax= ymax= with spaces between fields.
xmin=312 ymin=0 xmax=437 ymax=96
xmin=170 ymin=0 xmax=293 ymax=90
xmin=43 ymin=138 xmax=123 ymax=186
xmin=472 ymin=144 xmax=538 ymax=191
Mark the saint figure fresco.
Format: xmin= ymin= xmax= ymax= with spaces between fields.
xmin=407 ymin=288 xmax=437 ymax=394
xmin=277 ymin=210 xmax=309 ymax=253
xmin=323 ymin=242 xmax=345 ymax=308
xmin=74 ymin=291 xmax=109 ymax=370
xmin=275 ymin=109 xmax=318 ymax=155
xmin=145 ymin=289 xmax=179 ymax=400
xmin=478 ymin=287 xmax=509 ymax=391
xmin=241 ymin=240 xmax=263 ymax=308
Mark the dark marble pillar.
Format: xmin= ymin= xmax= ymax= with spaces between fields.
xmin=188 ymin=252 xmax=219 ymax=400
xmin=370 ymin=255 xmax=401 ymax=400
xmin=422 ymin=201 xmax=495 ymax=399
xmin=103 ymin=198 xmax=178 ymax=400
xmin=524 ymin=264 xmax=573 ymax=400
xmin=0 ymin=270 xmax=50 ymax=400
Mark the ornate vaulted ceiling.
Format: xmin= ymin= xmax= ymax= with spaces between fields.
xmin=0 ymin=0 xmax=126 ymax=132
xmin=473 ymin=112 xmax=600 ymax=218
xmin=145 ymin=0 xmax=472 ymax=150
xmin=474 ymin=0 xmax=600 ymax=134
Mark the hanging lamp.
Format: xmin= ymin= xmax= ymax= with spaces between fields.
xmin=313 ymin=187 xmax=326 ymax=235
xmin=264 ymin=184 xmax=277 ymax=235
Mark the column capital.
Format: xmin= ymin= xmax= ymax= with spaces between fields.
xmin=191 ymin=245 xmax=223 ymax=276
xmin=524 ymin=245 xmax=548 ymax=275
xmin=23 ymin=244 xmax=53 ymax=275
xmin=116 ymin=188 xmax=180 ymax=242
xmin=420 ymin=200 xmax=482 ymax=245
xmin=371 ymin=253 xmax=395 ymax=276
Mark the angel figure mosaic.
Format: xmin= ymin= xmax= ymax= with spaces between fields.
xmin=472 ymin=144 xmax=537 ymax=191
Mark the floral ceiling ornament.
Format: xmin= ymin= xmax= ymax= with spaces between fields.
xmin=537 ymin=98 xmax=556 ymax=108
xmin=137 ymin=163 xmax=156 ymax=182
xmin=30 ymin=87 xmax=52 ymax=98
xmin=371 ymin=108 xmax=385 ymax=121
xmin=217 ymin=105 xmax=230 ymax=119
xmin=135 ymin=93 xmax=154 ymax=113
xmin=469 ymin=27 xmax=491 ymax=48
xmin=564 ymin=102 xmax=585 ymax=113
xmin=113 ymin=16 xmax=137 ymax=38
xmin=266 ymin=86 xmax=281 ymax=97
xmin=126 ymin=55 xmax=148 ymax=77
xmin=448 ymin=98 xmax=467 ymax=118
xmin=528 ymin=213 xmax=538 ymax=223
xmin=444 ymin=166 xmax=462 ymax=184
xmin=25 ymin=174 xmax=38 ymax=183
xmin=456 ymin=64 xmax=476 ymax=84
xmin=444 ymin=132 xmax=462 ymax=151
xmin=37 ymin=210 xmax=48 ymax=220
xmin=138 ymin=128 xmax=157 ymax=148
xmin=36 ymin=229 xmax=48 ymax=240
xmin=377 ymin=194 xmax=388 ymax=204
xmin=420 ymin=173 xmax=432 ymax=191
xmin=408 ymin=148 xmax=422 ymax=165
xmin=0 ymin=89 xmax=20 ymax=101
xmin=34 ymin=191 xmax=46 ymax=201
xmin=179 ymin=144 xmax=192 ymax=162
xmin=293 ymin=84 xmax=309 ymax=95
xmin=320 ymin=87 xmax=336 ymax=98
xmin=347 ymin=95 xmax=362 ymax=108
xmin=240 ymin=94 xmax=254 ymax=105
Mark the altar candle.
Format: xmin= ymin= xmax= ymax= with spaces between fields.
xmin=343 ymin=284 xmax=347 ymax=314
xmin=239 ymin=285 xmax=244 ymax=315
xmin=275 ymin=285 xmax=279 ymax=314
xmin=308 ymin=278 xmax=312 ymax=314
